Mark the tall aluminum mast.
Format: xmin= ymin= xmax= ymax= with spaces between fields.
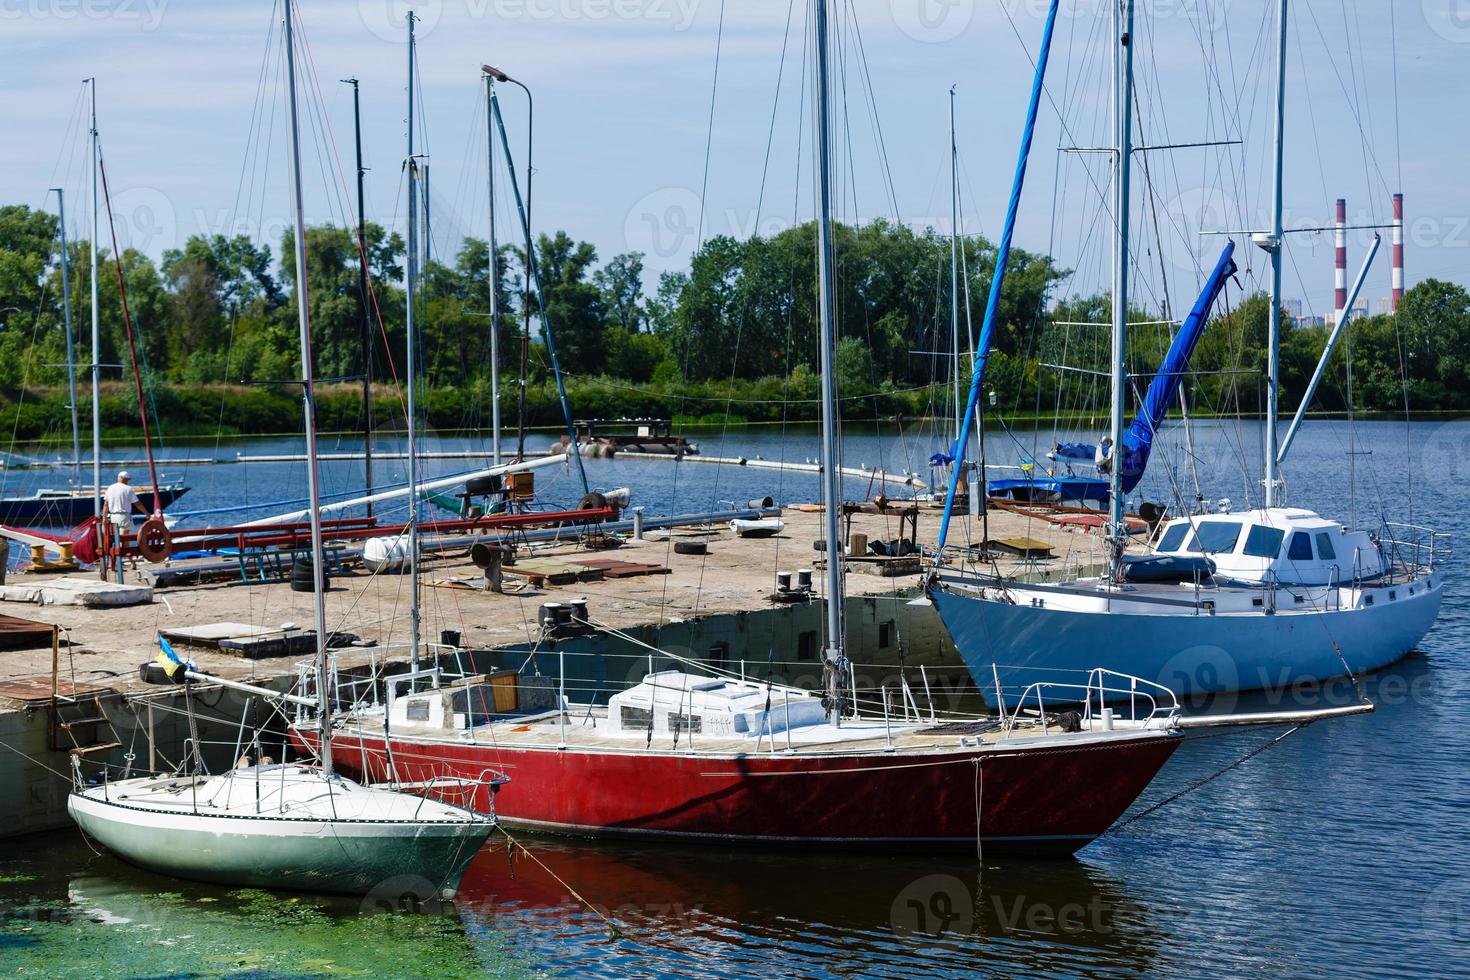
xmin=1262 ymin=0 xmax=1289 ymax=508
xmin=1107 ymin=0 xmax=1136 ymax=577
xmin=813 ymin=0 xmax=846 ymax=723
xmin=282 ymin=0 xmax=333 ymax=773
xmin=52 ymin=188 xmax=81 ymax=470
xmin=484 ymin=71 xmax=503 ymax=466
xmin=404 ymin=11 xmax=423 ymax=671
xmin=88 ymin=79 xmax=101 ymax=518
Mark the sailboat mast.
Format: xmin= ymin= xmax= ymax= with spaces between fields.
xmin=88 ymin=78 xmax=101 ymax=519
xmin=484 ymin=72 xmax=502 ymax=466
xmin=1107 ymin=0 xmax=1136 ymax=574
xmin=53 ymin=188 xmax=81 ymax=471
xmin=404 ymin=11 xmax=422 ymax=671
xmin=282 ymin=0 xmax=332 ymax=774
xmin=813 ymin=0 xmax=845 ymax=722
xmin=1263 ymin=0 xmax=1288 ymax=509
xmin=345 ymin=77 xmax=373 ymax=517
xmin=949 ymin=85 xmax=961 ymax=447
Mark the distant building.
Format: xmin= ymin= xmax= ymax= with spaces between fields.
xmin=1284 ymin=298 xmax=1303 ymax=321
xmin=1301 ymin=314 xmax=1327 ymax=328
xmin=1375 ymin=297 xmax=1393 ymax=315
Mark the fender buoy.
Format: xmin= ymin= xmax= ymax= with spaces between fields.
xmin=137 ymin=517 xmax=171 ymax=562
xmin=577 ymin=492 xmax=609 ymax=512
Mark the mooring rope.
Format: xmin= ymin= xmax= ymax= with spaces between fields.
xmin=495 ymin=828 xmax=623 ymax=939
xmin=1105 ymin=724 xmax=1304 ymax=836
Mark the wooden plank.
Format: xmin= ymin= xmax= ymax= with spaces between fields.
xmin=161 ymin=622 xmax=287 ymax=646
xmin=0 ymin=677 xmax=110 ymax=703
xmin=984 ymin=536 xmax=1056 ymax=558
xmin=0 ymin=614 xmax=57 ymax=651
xmin=576 ymin=559 xmax=671 ymax=578
xmin=506 ymin=558 xmax=605 ymax=583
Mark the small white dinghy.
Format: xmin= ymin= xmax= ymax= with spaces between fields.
xmin=362 ymin=531 xmax=413 ymax=573
xmin=68 ymin=764 xmax=496 ymax=897
xmin=730 ymin=518 xmax=785 ymax=539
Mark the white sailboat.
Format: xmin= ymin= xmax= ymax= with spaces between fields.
xmin=929 ymin=0 xmax=1443 ymax=702
xmin=67 ymin=0 xmax=498 ymax=897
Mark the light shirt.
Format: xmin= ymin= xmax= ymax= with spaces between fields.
xmin=104 ymin=481 xmax=141 ymax=518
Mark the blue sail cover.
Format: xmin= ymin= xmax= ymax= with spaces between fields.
xmin=1114 ymin=241 xmax=1236 ymax=492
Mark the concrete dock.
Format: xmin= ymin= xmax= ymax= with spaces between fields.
xmin=0 ymin=502 xmax=1121 ymax=836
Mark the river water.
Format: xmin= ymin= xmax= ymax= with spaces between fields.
xmin=1 ymin=417 xmax=1467 ymax=977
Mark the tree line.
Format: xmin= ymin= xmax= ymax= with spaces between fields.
xmin=1 ymin=201 xmax=1466 ymax=442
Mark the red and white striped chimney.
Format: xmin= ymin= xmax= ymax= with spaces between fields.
xmin=1391 ymin=192 xmax=1404 ymax=311
xmin=1334 ymin=198 xmax=1347 ymax=323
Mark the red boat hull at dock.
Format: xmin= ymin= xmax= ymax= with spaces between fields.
xmin=294 ymin=730 xmax=1180 ymax=854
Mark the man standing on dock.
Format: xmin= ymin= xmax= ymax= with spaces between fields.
xmin=103 ymin=471 xmax=148 ymax=578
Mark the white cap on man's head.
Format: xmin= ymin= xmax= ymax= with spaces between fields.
xmin=118 ymin=470 xmax=130 ymax=481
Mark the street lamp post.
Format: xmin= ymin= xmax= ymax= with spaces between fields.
xmin=482 ymin=65 xmax=533 ymax=462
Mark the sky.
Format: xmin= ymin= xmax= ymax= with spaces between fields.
xmin=4 ymin=0 xmax=1467 ymax=321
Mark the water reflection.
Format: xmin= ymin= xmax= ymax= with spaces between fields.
xmin=454 ymin=836 xmax=1164 ymax=978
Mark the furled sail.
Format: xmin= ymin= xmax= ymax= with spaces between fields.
xmin=1115 ymin=241 xmax=1237 ymax=492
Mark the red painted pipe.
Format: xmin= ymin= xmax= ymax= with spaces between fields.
xmin=109 ymin=507 xmax=616 ymax=561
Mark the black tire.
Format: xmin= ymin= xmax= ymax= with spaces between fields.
xmin=290 ymin=560 xmax=328 ymax=593
xmin=138 ymin=661 xmax=180 ymax=685
xmin=577 ymin=492 xmax=609 ymax=512
xmin=673 ymin=541 xmax=708 ymax=556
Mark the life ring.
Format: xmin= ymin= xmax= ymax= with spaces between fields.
xmin=137 ymin=517 xmax=171 ymax=562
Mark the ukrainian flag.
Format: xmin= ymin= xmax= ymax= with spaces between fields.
xmin=156 ymin=635 xmax=190 ymax=681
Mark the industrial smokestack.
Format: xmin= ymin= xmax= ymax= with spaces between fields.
xmin=1334 ymin=198 xmax=1347 ymax=323
xmin=1392 ymin=192 xmax=1404 ymax=311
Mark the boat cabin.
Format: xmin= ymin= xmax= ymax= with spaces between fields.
xmin=1149 ymin=507 xmax=1388 ymax=586
xmin=385 ymin=669 xmax=828 ymax=741
xmin=604 ymin=671 xmax=825 ymax=738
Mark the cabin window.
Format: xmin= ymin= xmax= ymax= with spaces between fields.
xmin=1243 ymin=525 xmax=1286 ymax=558
xmin=1315 ymin=533 xmax=1337 ymax=560
xmin=798 ymin=630 xmax=818 ymax=660
xmin=620 ymin=705 xmax=653 ymax=728
xmin=670 ymin=712 xmax=702 ymax=735
xmin=878 ymin=621 xmax=895 ymax=649
xmin=1193 ymin=522 xmax=1243 ymax=555
xmin=708 ymin=641 xmax=730 ymax=670
xmin=1287 ymin=532 xmax=1314 ymax=561
xmin=1157 ymin=523 xmax=1191 ymax=553
xmin=406 ymin=700 xmax=430 ymax=722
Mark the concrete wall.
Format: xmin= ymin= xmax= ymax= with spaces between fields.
xmin=0 ymin=683 xmax=289 ymax=839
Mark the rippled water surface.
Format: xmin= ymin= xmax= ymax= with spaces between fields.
xmin=2 ymin=419 xmax=1467 ymax=977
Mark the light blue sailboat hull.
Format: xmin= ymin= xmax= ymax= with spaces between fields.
xmin=933 ymin=578 xmax=1444 ymax=705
